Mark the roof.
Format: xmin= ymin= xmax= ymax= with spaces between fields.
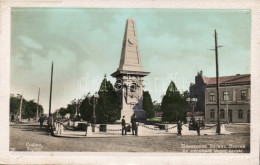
xmin=186 ymin=112 xmax=204 ymax=117
xmin=202 ymin=74 xmax=250 ymax=85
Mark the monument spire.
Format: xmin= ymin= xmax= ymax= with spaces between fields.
xmin=118 ymin=18 xmax=143 ymax=72
xmin=111 ymin=18 xmax=150 ymax=123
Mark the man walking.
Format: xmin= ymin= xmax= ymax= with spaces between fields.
xmin=177 ymin=120 xmax=182 ymax=136
xmin=121 ymin=116 xmax=126 ymax=135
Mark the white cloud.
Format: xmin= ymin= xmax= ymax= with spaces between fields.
xmin=19 ymin=36 xmax=43 ymax=49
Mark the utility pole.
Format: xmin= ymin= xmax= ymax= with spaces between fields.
xmin=19 ymin=95 xmax=23 ymax=122
xmin=214 ymin=30 xmax=221 ymax=135
xmin=49 ymin=61 xmax=53 ymax=116
xmin=36 ymin=88 xmax=40 ymax=122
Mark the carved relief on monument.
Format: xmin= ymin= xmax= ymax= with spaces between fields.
xmin=123 ymin=79 xmax=141 ymax=104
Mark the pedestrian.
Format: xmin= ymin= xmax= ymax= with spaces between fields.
xmin=201 ymin=118 xmax=205 ymax=128
xmin=197 ymin=120 xmax=200 ymax=136
xmin=39 ymin=114 xmax=45 ymax=129
xmin=47 ymin=114 xmax=54 ymax=136
xmin=121 ymin=115 xmax=126 ymax=135
xmin=131 ymin=114 xmax=138 ymax=135
xmin=11 ymin=113 xmax=14 ymax=122
xmin=177 ymin=120 xmax=182 ymax=135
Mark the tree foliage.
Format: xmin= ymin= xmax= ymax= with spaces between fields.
xmin=10 ymin=94 xmax=44 ymax=119
xmin=143 ymin=91 xmax=154 ymax=118
xmin=79 ymin=96 xmax=93 ymax=122
xmin=54 ymin=99 xmax=79 ymax=118
xmin=95 ymin=77 xmax=121 ymax=124
xmin=153 ymin=102 xmax=161 ymax=112
xmin=161 ymin=81 xmax=189 ymax=122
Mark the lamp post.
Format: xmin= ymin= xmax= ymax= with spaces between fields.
xmin=77 ymin=99 xmax=81 ymax=119
xmin=87 ymin=92 xmax=99 ymax=132
xmin=186 ymin=97 xmax=198 ymax=118
xmin=186 ymin=97 xmax=198 ymax=130
xmin=75 ymin=99 xmax=82 ymax=120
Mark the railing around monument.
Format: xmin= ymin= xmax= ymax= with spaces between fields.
xmin=52 ymin=120 xmax=221 ymax=137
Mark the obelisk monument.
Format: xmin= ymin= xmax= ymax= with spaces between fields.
xmin=111 ymin=18 xmax=150 ymax=123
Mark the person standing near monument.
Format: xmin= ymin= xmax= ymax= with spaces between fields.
xmin=177 ymin=120 xmax=182 ymax=135
xmin=47 ymin=114 xmax=54 ymax=136
xmin=131 ymin=114 xmax=138 ymax=135
xmin=121 ymin=116 xmax=126 ymax=135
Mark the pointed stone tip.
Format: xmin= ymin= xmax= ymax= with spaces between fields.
xmin=127 ymin=18 xmax=135 ymax=22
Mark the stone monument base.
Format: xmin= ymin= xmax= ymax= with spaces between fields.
xmin=134 ymin=110 xmax=147 ymax=123
xmin=119 ymin=109 xmax=146 ymax=124
xmin=119 ymin=110 xmax=134 ymax=124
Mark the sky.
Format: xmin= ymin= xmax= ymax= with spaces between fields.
xmin=11 ymin=8 xmax=251 ymax=113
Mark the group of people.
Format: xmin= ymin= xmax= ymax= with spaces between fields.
xmin=121 ymin=115 xmax=203 ymax=136
xmin=121 ymin=114 xmax=138 ymax=136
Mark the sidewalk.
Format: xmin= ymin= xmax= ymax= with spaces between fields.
xmin=54 ymin=124 xmax=232 ymax=138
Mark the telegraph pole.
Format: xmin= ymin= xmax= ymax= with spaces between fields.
xmin=214 ymin=30 xmax=221 ymax=135
xmin=49 ymin=61 xmax=53 ymax=116
xmin=19 ymin=95 xmax=23 ymax=122
xmin=36 ymin=88 xmax=40 ymax=122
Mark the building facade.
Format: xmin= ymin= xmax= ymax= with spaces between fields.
xmin=190 ymin=71 xmax=250 ymax=123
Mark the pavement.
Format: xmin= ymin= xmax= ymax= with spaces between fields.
xmin=9 ymin=123 xmax=249 ymax=152
xmin=53 ymin=123 xmax=232 ymax=138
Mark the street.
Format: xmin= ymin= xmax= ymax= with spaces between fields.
xmin=9 ymin=123 xmax=250 ymax=152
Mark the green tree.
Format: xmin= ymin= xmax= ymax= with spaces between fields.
xmin=143 ymin=91 xmax=154 ymax=118
xmin=153 ymin=101 xmax=161 ymax=112
xmin=96 ymin=77 xmax=121 ymax=124
xmin=79 ymin=96 xmax=93 ymax=122
xmin=10 ymin=95 xmax=22 ymax=116
xmin=161 ymin=81 xmax=188 ymax=122
xmin=54 ymin=99 xmax=80 ymax=118
xmin=67 ymin=100 xmax=77 ymax=115
xmin=10 ymin=94 xmax=44 ymax=119
xmin=56 ymin=107 xmax=67 ymax=117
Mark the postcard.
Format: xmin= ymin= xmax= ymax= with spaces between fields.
xmin=0 ymin=1 xmax=259 ymax=165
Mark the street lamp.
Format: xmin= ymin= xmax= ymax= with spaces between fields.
xmin=87 ymin=92 xmax=99 ymax=132
xmin=186 ymin=97 xmax=198 ymax=130
xmin=186 ymin=97 xmax=198 ymax=118
xmin=75 ymin=99 xmax=82 ymax=121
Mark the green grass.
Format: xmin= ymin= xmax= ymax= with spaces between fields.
xmin=148 ymin=118 xmax=161 ymax=122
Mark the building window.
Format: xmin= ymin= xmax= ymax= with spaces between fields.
xmin=209 ymin=92 xmax=215 ymax=101
xmin=223 ymin=91 xmax=229 ymax=101
xmin=220 ymin=109 xmax=225 ymax=119
xmin=238 ymin=110 xmax=243 ymax=119
xmin=210 ymin=109 xmax=215 ymax=119
xmin=241 ymin=90 xmax=247 ymax=101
